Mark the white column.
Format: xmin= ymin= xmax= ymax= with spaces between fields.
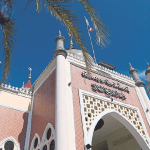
xmin=54 ymin=32 xmax=69 ymax=150
xmin=55 ymin=55 xmax=69 ymax=150
xmin=139 ymin=87 xmax=150 ymax=112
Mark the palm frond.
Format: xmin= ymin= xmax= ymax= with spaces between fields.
xmin=1 ymin=19 xmax=17 ymax=83
xmin=24 ymin=0 xmax=94 ymax=72
xmin=36 ymin=0 xmax=41 ymax=13
xmin=23 ymin=0 xmax=33 ymax=11
xmin=79 ymin=0 xmax=110 ymax=48
xmin=45 ymin=0 xmax=93 ymax=72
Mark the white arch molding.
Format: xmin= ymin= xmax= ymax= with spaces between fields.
xmin=86 ymin=109 xmax=150 ymax=150
xmin=40 ymin=123 xmax=55 ymax=150
xmin=29 ymin=123 xmax=55 ymax=150
xmin=30 ymin=133 xmax=41 ymax=150
xmin=0 ymin=136 xmax=20 ymax=150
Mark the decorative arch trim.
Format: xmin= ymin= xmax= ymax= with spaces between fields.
xmin=41 ymin=123 xmax=55 ymax=143
xmin=30 ymin=133 xmax=41 ymax=150
xmin=40 ymin=123 xmax=55 ymax=150
xmin=0 ymin=136 xmax=20 ymax=150
xmin=86 ymin=109 xmax=150 ymax=150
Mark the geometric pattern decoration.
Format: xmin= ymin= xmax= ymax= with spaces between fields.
xmin=30 ymin=123 xmax=55 ymax=150
xmin=83 ymin=95 xmax=149 ymax=144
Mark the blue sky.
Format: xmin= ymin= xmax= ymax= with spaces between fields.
xmin=0 ymin=0 xmax=150 ymax=91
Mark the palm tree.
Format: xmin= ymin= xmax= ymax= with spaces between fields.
xmin=0 ymin=0 xmax=109 ymax=83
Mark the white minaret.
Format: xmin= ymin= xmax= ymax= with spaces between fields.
xmin=129 ymin=63 xmax=150 ymax=112
xmin=53 ymin=31 xmax=69 ymax=150
xmin=145 ymin=62 xmax=150 ymax=95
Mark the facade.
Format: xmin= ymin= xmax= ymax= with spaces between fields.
xmin=0 ymin=32 xmax=150 ymax=150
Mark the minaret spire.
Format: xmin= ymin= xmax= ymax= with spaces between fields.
xmin=145 ymin=62 xmax=150 ymax=77
xmin=53 ymin=30 xmax=67 ymax=58
xmin=28 ymin=67 xmax=32 ymax=80
xmin=59 ymin=30 xmax=61 ymax=36
xmin=129 ymin=63 xmax=145 ymax=87
xmin=24 ymin=67 xmax=32 ymax=88
xmin=129 ymin=62 xmax=134 ymax=70
xmin=145 ymin=62 xmax=150 ymax=82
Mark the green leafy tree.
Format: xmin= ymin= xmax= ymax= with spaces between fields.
xmin=0 ymin=0 xmax=109 ymax=83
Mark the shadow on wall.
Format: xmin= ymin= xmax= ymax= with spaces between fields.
xmin=18 ymin=112 xmax=28 ymax=150
xmin=28 ymin=102 xmax=31 ymax=111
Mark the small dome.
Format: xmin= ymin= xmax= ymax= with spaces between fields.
xmin=66 ymin=48 xmax=94 ymax=63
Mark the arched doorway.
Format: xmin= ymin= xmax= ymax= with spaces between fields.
xmin=86 ymin=110 xmax=150 ymax=150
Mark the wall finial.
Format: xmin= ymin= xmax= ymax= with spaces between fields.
xmin=129 ymin=63 xmax=134 ymax=69
xmin=22 ymin=82 xmax=24 ymax=87
xmin=68 ymin=32 xmax=73 ymax=48
xmin=59 ymin=30 xmax=61 ymax=36
xmin=28 ymin=67 xmax=32 ymax=80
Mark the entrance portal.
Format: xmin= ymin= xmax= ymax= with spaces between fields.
xmin=92 ymin=115 xmax=142 ymax=150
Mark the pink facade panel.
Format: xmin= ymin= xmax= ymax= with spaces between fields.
xmin=70 ymin=64 xmax=150 ymax=150
xmin=0 ymin=106 xmax=28 ymax=150
xmin=30 ymin=70 xmax=56 ymax=146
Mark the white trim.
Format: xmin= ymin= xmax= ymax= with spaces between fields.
xmin=78 ymin=89 xmax=150 ymax=149
xmin=24 ymin=111 xmax=32 ymax=150
xmin=0 ymin=103 xmax=30 ymax=113
xmin=68 ymin=61 xmax=76 ymax=150
xmin=0 ymin=88 xmax=32 ymax=98
xmin=136 ymin=107 xmax=150 ymax=144
xmin=32 ymin=59 xmax=55 ymax=86
xmin=0 ymin=83 xmax=32 ymax=97
xmin=41 ymin=123 xmax=55 ymax=143
xmin=79 ymin=90 xmax=88 ymax=142
xmin=30 ymin=133 xmax=41 ymax=150
xmin=25 ymin=93 xmax=35 ymax=150
xmin=67 ymin=53 xmax=134 ymax=82
xmin=0 ymin=136 xmax=20 ymax=150
xmin=87 ymin=109 xmax=150 ymax=150
xmin=33 ymin=65 xmax=56 ymax=94
xmin=135 ymin=86 xmax=150 ymax=126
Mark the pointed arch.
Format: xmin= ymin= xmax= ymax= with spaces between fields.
xmin=41 ymin=123 xmax=55 ymax=150
xmin=0 ymin=136 xmax=20 ymax=150
xmin=86 ymin=109 xmax=150 ymax=150
xmin=30 ymin=133 xmax=41 ymax=150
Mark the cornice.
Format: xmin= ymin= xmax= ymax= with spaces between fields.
xmin=0 ymin=83 xmax=32 ymax=98
xmin=67 ymin=52 xmax=134 ymax=83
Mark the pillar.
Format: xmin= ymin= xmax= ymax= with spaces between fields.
xmin=53 ymin=31 xmax=69 ymax=150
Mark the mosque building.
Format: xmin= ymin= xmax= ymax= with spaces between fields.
xmin=0 ymin=32 xmax=150 ymax=150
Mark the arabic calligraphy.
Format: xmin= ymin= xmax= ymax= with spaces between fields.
xmin=81 ymin=71 xmax=129 ymax=93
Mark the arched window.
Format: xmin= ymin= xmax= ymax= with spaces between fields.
xmin=0 ymin=137 xmax=20 ymax=150
xmin=30 ymin=133 xmax=40 ymax=150
xmin=41 ymin=123 xmax=55 ymax=150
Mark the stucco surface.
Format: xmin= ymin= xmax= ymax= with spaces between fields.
xmin=0 ymin=106 xmax=28 ymax=150
xmin=0 ymin=90 xmax=31 ymax=111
